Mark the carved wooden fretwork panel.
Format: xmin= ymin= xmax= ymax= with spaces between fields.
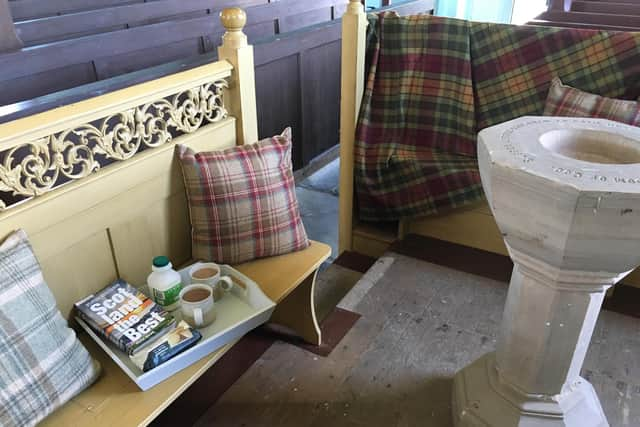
xmin=0 ymin=80 xmax=228 ymax=210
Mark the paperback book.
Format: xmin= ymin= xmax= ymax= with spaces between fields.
xmin=75 ymin=279 xmax=176 ymax=355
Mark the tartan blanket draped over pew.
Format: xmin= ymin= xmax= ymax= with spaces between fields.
xmin=355 ymin=13 xmax=640 ymax=222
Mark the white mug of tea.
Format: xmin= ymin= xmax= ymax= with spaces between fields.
xmin=188 ymin=263 xmax=233 ymax=301
xmin=179 ymin=284 xmax=216 ymax=328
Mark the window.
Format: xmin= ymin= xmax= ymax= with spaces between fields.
xmin=435 ymin=0 xmax=515 ymax=23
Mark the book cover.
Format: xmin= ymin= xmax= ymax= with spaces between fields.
xmin=75 ymin=279 xmax=176 ymax=355
xmin=128 ymin=320 xmax=202 ymax=372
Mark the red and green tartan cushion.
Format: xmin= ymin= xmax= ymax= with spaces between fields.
xmin=543 ymin=77 xmax=640 ymax=126
xmin=176 ymin=128 xmax=309 ymax=264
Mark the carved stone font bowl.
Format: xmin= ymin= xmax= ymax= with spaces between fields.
xmin=478 ymin=116 xmax=640 ymax=275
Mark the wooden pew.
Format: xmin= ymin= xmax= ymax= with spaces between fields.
xmin=0 ymin=0 xmax=348 ymax=106
xmin=539 ymin=10 xmax=640 ymax=28
xmin=572 ymin=0 xmax=640 ymax=15
xmin=527 ymin=19 xmax=640 ymax=31
xmin=14 ymin=0 xmax=349 ymax=47
xmin=0 ymin=8 xmax=331 ymax=425
xmin=10 ymin=0 xmax=141 ymax=20
xmin=13 ymin=0 xmax=267 ymax=46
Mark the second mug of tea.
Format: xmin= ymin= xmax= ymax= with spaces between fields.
xmin=188 ymin=262 xmax=233 ymax=301
xmin=179 ymin=284 xmax=216 ymax=328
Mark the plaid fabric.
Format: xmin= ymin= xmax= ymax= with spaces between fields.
xmin=177 ymin=128 xmax=309 ymax=264
xmin=543 ymin=77 xmax=640 ymax=125
xmin=471 ymin=23 xmax=640 ymax=130
xmin=0 ymin=230 xmax=100 ymax=427
xmin=356 ymin=13 xmax=481 ymax=221
xmin=356 ymin=13 xmax=640 ymax=221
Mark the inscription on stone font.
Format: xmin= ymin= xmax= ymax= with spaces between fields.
xmin=551 ymin=166 xmax=640 ymax=184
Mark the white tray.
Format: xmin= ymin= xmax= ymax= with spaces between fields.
xmin=76 ymin=263 xmax=276 ymax=391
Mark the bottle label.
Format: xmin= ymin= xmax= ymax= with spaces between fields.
xmin=152 ymin=282 xmax=182 ymax=307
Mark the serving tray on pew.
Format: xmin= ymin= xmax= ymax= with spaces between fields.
xmin=76 ymin=262 xmax=276 ymax=391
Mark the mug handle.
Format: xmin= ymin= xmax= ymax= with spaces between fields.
xmin=219 ymin=276 xmax=234 ymax=293
xmin=193 ymin=307 xmax=203 ymax=326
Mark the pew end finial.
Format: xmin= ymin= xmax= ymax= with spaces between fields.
xmin=347 ymin=0 xmax=365 ymax=14
xmin=220 ymin=7 xmax=248 ymax=48
xmin=218 ymin=7 xmax=258 ymax=145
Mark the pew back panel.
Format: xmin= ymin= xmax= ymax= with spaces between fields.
xmin=0 ymin=10 xmax=331 ymax=426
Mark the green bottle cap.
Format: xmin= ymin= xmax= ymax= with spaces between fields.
xmin=152 ymin=256 xmax=170 ymax=268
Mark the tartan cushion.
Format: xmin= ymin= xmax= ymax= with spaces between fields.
xmin=177 ymin=128 xmax=309 ymax=264
xmin=543 ymin=77 xmax=640 ymax=126
xmin=0 ymin=230 xmax=100 ymax=427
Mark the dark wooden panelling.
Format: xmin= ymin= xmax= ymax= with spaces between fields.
xmin=1 ymin=0 xmax=349 ymax=106
xmin=254 ymin=22 xmax=341 ymax=65
xmin=253 ymin=21 xmax=342 ymax=168
xmin=1 ymin=0 xmax=436 ymax=171
xmin=247 ymin=0 xmax=346 ymax=26
xmin=279 ymin=7 xmax=334 ymax=33
xmin=19 ymin=24 xmax=130 ymax=46
xmin=93 ymin=37 xmax=204 ymax=79
xmin=0 ymin=17 xmax=218 ymax=86
xmin=0 ymin=62 xmax=96 ymax=106
xmin=125 ymin=9 xmax=209 ymax=28
xmin=14 ymin=0 xmax=268 ymax=47
xmin=14 ymin=0 xmax=340 ymax=47
xmin=254 ymin=55 xmax=304 ymax=167
xmin=244 ymin=21 xmax=278 ymax=42
xmin=299 ymin=40 xmax=341 ymax=165
xmin=10 ymin=0 xmax=142 ymax=20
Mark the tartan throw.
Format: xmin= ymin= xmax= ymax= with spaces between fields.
xmin=0 ymin=230 xmax=100 ymax=427
xmin=177 ymin=128 xmax=309 ymax=264
xmin=543 ymin=77 xmax=640 ymax=125
xmin=356 ymin=13 xmax=640 ymax=221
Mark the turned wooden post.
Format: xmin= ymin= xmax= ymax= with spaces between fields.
xmin=338 ymin=0 xmax=367 ymax=254
xmin=218 ymin=7 xmax=258 ymax=145
xmin=0 ymin=0 xmax=23 ymax=53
